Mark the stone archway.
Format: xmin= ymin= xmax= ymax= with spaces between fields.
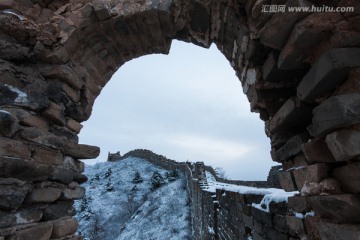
xmin=0 ymin=0 xmax=360 ymax=239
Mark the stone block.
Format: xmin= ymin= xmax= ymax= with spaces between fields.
xmin=306 ymin=163 xmax=330 ymax=183
xmin=0 ymin=83 xmax=49 ymax=111
xmin=301 ymin=178 xmax=341 ymax=197
xmin=51 ymin=217 xmax=78 ymax=239
xmin=278 ymin=13 xmax=344 ymax=70
xmin=297 ymin=48 xmax=360 ymax=103
xmin=43 ymin=65 xmax=83 ymax=90
xmin=286 ymin=215 xmax=305 ymax=236
xmin=244 ymin=194 xmax=264 ymax=204
xmin=0 ymin=207 xmax=43 ymax=228
xmin=333 ymin=162 xmax=360 ymax=193
xmin=288 ymin=196 xmax=311 ymax=213
xmin=26 ymin=187 xmax=62 ymax=203
xmin=242 ymin=213 xmax=254 ymax=228
xmin=335 ymin=67 xmax=360 ymax=95
xmin=273 ymin=214 xmax=288 ymax=233
xmin=309 ymin=194 xmax=360 ymax=223
xmin=0 ymin=137 xmax=31 ymax=159
xmin=253 ymin=220 xmax=263 ymax=235
xmin=63 ymin=156 xmax=84 ymax=172
xmin=302 ymin=138 xmax=336 ymax=164
xmin=66 ymin=118 xmax=83 ymax=134
xmin=317 ymin=221 xmax=360 ymax=240
xmin=279 ymin=170 xmax=297 ymax=192
xmin=0 ymin=0 xmax=15 ymax=9
xmin=268 ymin=201 xmax=288 ymax=216
xmin=92 ymin=0 xmax=111 ymax=21
xmin=263 ymin=225 xmax=288 ymax=240
xmin=0 ymin=157 xmax=51 ymax=182
xmin=259 ymin=0 xmax=312 ymax=50
xmin=0 ymin=178 xmax=32 ymax=210
xmin=32 ymin=146 xmax=63 ymax=166
xmin=61 ymin=186 xmax=85 ymax=200
xmin=62 ymin=83 xmax=81 ymax=103
xmin=292 ymin=154 xmax=308 ymax=168
xmin=49 ymin=167 xmax=75 ymax=184
xmin=43 ymin=101 xmax=66 ymax=126
xmin=252 ymin=207 xmax=273 ymax=227
xmin=63 ymin=142 xmax=100 ymax=159
xmin=19 ymin=127 xmax=64 ymax=150
xmin=7 ymin=222 xmax=53 ymax=240
xmin=0 ymin=110 xmax=19 ymax=137
xmin=326 ymin=129 xmax=360 ymax=162
xmin=43 ymin=201 xmax=75 ymax=221
xmin=4 ymin=108 xmax=49 ymax=132
xmin=73 ymin=173 xmax=88 ymax=184
xmin=269 ymin=128 xmax=304 ymax=149
xmin=310 ymin=94 xmax=360 ymax=137
xmin=292 ymin=167 xmax=306 ymax=190
xmin=269 ymin=98 xmax=313 ymax=133
xmin=275 ymin=133 xmax=310 ymax=162
xmin=252 ymin=230 xmax=265 ymax=240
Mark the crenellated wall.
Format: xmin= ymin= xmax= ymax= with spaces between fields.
xmin=0 ymin=0 xmax=360 ymax=239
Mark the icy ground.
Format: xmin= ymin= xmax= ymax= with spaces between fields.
xmin=75 ymin=157 xmax=193 ymax=240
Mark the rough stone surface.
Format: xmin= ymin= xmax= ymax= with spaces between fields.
xmin=286 ymin=216 xmax=306 ymax=236
xmin=0 ymin=110 xmax=19 ymax=137
xmin=63 ymin=142 xmax=100 ymax=159
xmin=7 ymin=223 xmax=53 ymax=240
xmin=297 ymin=48 xmax=360 ymax=103
xmin=293 ymin=163 xmax=330 ymax=190
xmin=326 ymin=129 xmax=360 ymax=162
xmin=302 ymin=138 xmax=336 ymax=164
xmin=333 ymin=162 xmax=360 ymax=193
xmin=279 ymin=170 xmax=297 ymax=192
xmin=269 ymin=98 xmax=313 ymax=134
xmin=274 ymin=133 xmax=310 ymax=162
xmin=288 ymin=196 xmax=311 ymax=213
xmin=61 ymin=186 xmax=85 ymax=200
xmin=42 ymin=201 xmax=76 ymax=221
xmin=0 ymin=178 xmax=32 ymax=210
xmin=0 ymin=137 xmax=31 ymax=159
xmin=259 ymin=0 xmax=312 ymax=50
xmin=0 ymin=157 xmax=51 ymax=182
xmin=26 ymin=186 xmax=62 ymax=203
xmin=310 ymin=94 xmax=360 ymax=137
xmin=51 ymin=217 xmax=78 ymax=239
xmin=0 ymin=207 xmax=43 ymax=228
xmin=317 ymin=221 xmax=360 ymax=240
xmin=309 ymin=194 xmax=360 ymax=223
xmin=301 ymin=178 xmax=342 ymax=197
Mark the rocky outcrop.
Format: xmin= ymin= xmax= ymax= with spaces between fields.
xmin=0 ymin=0 xmax=359 ymax=239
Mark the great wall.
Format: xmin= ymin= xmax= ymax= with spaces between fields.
xmin=0 ymin=0 xmax=359 ymax=239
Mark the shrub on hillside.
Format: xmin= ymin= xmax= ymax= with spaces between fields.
xmin=166 ymin=170 xmax=179 ymax=182
xmin=132 ymin=171 xmax=143 ymax=184
xmin=150 ymin=171 xmax=165 ymax=190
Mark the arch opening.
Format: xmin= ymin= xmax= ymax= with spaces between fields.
xmin=79 ymin=40 xmax=275 ymax=180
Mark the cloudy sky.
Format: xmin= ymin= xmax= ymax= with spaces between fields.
xmin=79 ymin=40 xmax=277 ymax=180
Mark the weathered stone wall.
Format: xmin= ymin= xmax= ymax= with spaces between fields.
xmin=0 ymin=0 xmax=360 ymax=239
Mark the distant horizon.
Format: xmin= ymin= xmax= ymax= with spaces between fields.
xmin=79 ymin=40 xmax=276 ymax=181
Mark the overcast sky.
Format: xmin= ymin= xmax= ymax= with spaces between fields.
xmin=79 ymin=40 xmax=277 ymax=180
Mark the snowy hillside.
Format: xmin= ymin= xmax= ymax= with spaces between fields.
xmin=75 ymin=157 xmax=193 ymax=240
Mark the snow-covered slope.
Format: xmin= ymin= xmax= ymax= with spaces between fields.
xmin=75 ymin=157 xmax=193 ymax=240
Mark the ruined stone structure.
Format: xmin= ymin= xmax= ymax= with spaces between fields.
xmin=107 ymin=151 xmax=121 ymax=161
xmin=0 ymin=0 xmax=359 ymax=239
